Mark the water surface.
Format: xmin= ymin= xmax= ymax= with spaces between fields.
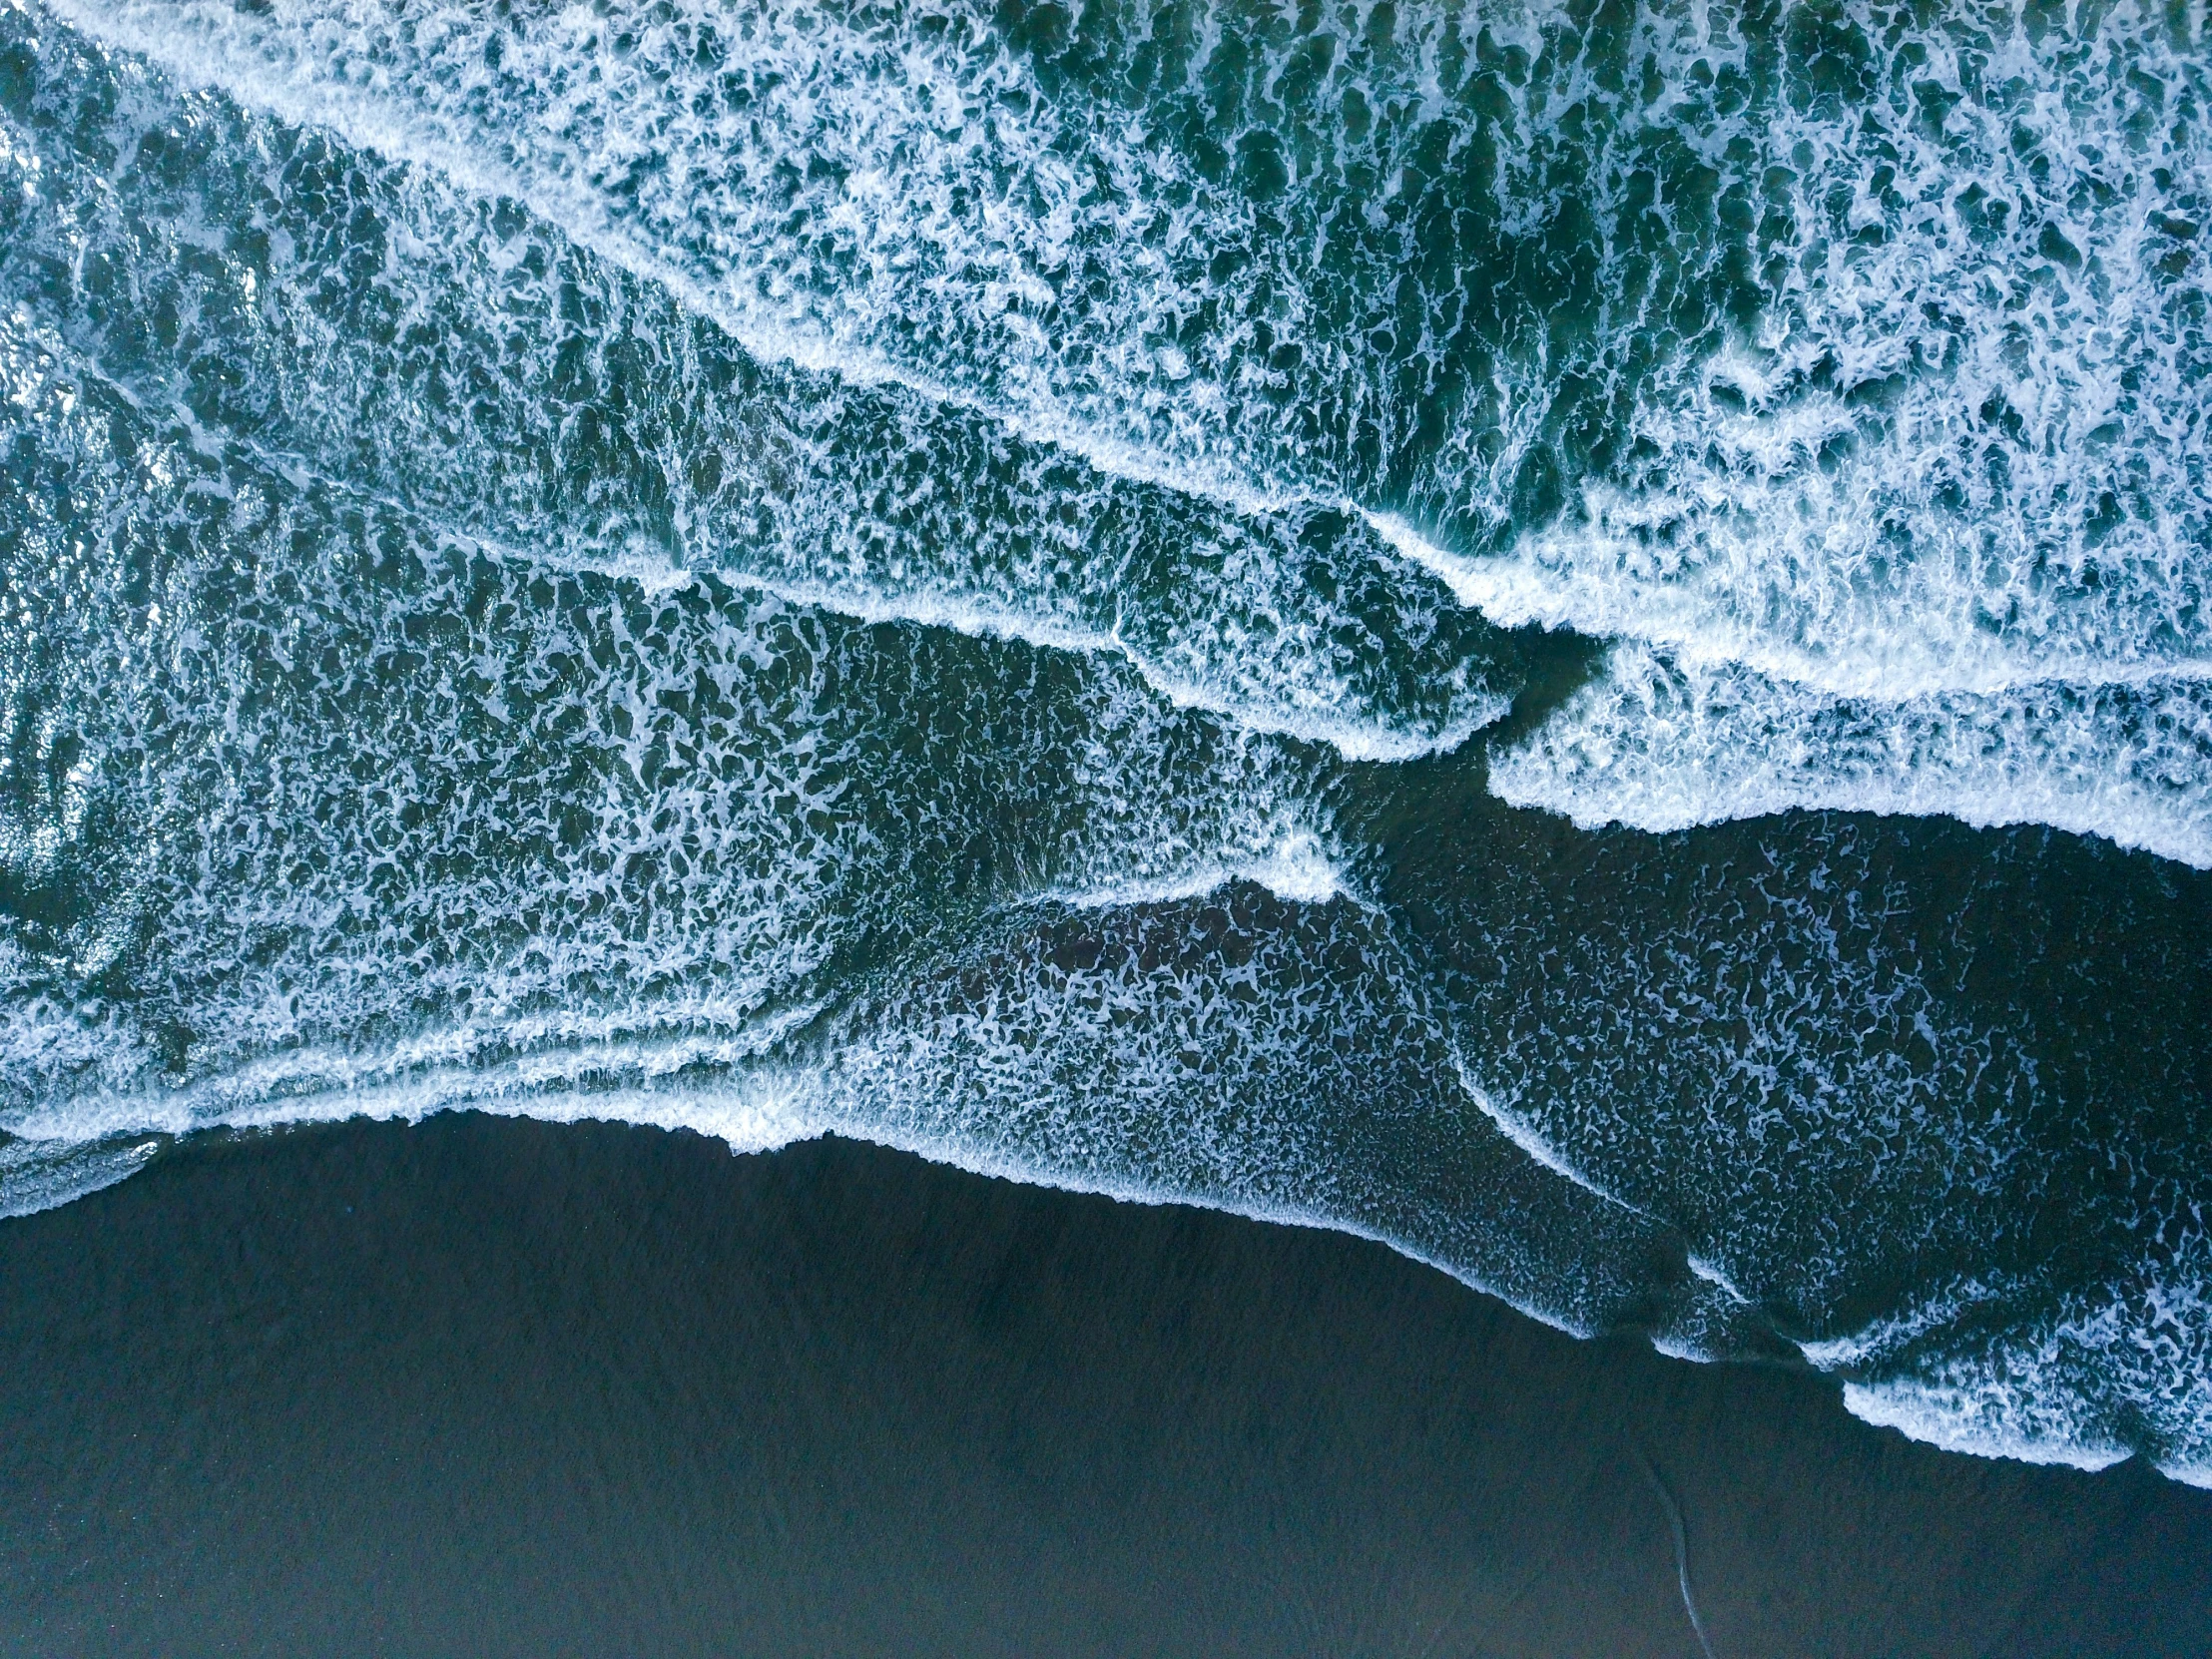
xmin=2 ymin=0 xmax=2209 ymax=1485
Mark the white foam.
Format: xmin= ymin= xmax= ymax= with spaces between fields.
xmin=0 ymin=872 xmax=1653 ymax=1348
xmin=5 ymin=12 xmax=1505 ymax=767
xmin=2157 ymin=1457 xmax=2212 ymax=1490
xmin=1840 ymin=1380 xmax=2134 ymax=1472
xmin=1 ymin=299 xmax=1344 ymax=1189
xmin=0 ymin=1135 xmax=160 ymax=1221
xmin=18 ymin=0 xmax=1509 ymax=590
xmin=7 ymin=0 xmax=2210 ymax=1490
xmin=1447 ymin=1058 xmax=1623 ymax=1205
xmin=1810 ymin=1260 xmax=2212 ymax=1487
xmin=1032 ymin=824 xmax=1344 ymax=910
xmin=51 ymin=0 xmax=2212 ymax=858
xmin=1685 ymin=1254 xmax=1752 ymax=1308
xmin=709 ymin=573 xmax=1503 ymax=766
xmin=1473 ymin=5 xmax=2212 ymax=856
xmin=1795 ymin=1281 xmax=2008 ymax=1372
xmin=30 ymin=0 xmax=1304 ymax=504
xmin=1493 ymin=642 xmax=2212 ymax=867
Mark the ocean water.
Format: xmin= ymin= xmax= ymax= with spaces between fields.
xmin=1 ymin=0 xmax=2209 ymax=1487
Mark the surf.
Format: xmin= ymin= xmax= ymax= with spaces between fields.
xmin=5 ymin=0 xmax=2211 ymax=1492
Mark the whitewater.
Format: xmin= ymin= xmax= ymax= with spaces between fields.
xmin=3 ymin=0 xmax=2210 ymax=1486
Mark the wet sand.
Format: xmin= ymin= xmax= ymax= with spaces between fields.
xmin=1 ymin=1113 xmax=2206 ymax=1657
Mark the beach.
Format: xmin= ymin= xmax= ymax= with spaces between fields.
xmin=3 ymin=1114 xmax=2205 ymax=1658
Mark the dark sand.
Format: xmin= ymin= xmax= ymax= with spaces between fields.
xmin=1 ymin=1114 xmax=2206 ymax=1657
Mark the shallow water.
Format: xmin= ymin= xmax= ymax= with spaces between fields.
xmin=2 ymin=0 xmax=2210 ymax=1486
xmin=5 ymin=1117 xmax=2210 ymax=1656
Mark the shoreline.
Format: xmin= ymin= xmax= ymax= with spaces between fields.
xmin=3 ymin=1112 xmax=2207 ymax=1656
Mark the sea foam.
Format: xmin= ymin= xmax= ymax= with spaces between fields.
xmin=1491 ymin=643 xmax=2212 ymax=868
xmin=43 ymin=0 xmax=2212 ymax=859
xmin=6 ymin=0 xmax=2211 ymax=1493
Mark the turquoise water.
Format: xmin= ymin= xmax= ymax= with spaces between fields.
xmin=2 ymin=0 xmax=2209 ymax=1482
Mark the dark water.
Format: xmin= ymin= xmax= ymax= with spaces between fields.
xmin=3 ymin=0 xmax=2211 ymax=1508
xmin=3 ymin=1116 xmax=2209 ymax=1657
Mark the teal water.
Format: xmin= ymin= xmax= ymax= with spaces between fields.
xmin=2 ymin=0 xmax=2209 ymax=1483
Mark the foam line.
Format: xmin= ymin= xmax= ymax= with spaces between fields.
xmin=37 ymin=0 xmax=1313 ymax=521
xmin=2 ymin=19 xmax=1504 ymax=766
xmin=1367 ymin=513 xmax=2212 ymax=704
xmin=1025 ymin=824 xmax=1346 ymax=909
xmin=704 ymin=573 xmax=1505 ymax=766
xmin=1840 ymin=1382 xmax=2134 ymax=1473
xmin=0 ymin=1135 xmax=160 ymax=1221
xmin=49 ymin=0 xmax=2212 ymax=861
xmin=1492 ymin=643 xmax=2212 ymax=868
